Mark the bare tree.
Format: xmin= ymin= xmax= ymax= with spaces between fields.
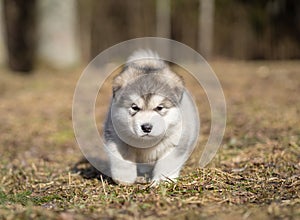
xmin=199 ymin=0 xmax=215 ymax=59
xmin=37 ymin=0 xmax=80 ymax=68
xmin=3 ymin=0 xmax=36 ymax=72
xmin=0 ymin=1 xmax=6 ymax=66
xmin=156 ymin=0 xmax=171 ymax=38
xmin=77 ymin=0 xmax=93 ymax=63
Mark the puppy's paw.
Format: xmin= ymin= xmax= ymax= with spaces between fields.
xmin=149 ymin=179 xmax=161 ymax=188
xmin=110 ymin=162 xmax=137 ymax=185
xmin=111 ymin=172 xmax=137 ymax=185
xmin=149 ymin=177 xmax=177 ymax=188
xmin=113 ymin=179 xmax=135 ymax=186
xmin=152 ymin=174 xmax=178 ymax=184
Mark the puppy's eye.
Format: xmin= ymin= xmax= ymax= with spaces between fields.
xmin=131 ymin=104 xmax=140 ymax=111
xmin=155 ymin=105 xmax=164 ymax=111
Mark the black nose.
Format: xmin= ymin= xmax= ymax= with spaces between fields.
xmin=141 ymin=123 xmax=153 ymax=133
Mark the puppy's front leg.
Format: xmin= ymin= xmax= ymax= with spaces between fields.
xmin=151 ymin=152 xmax=184 ymax=185
xmin=106 ymin=142 xmax=137 ymax=185
xmin=110 ymin=158 xmax=137 ymax=185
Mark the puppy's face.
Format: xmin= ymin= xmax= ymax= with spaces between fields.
xmin=111 ymin=92 xmax=182 ymax=148
xmin=130 ymin=93 xmax=181 ymax=136
xmin=110 ymin=60 xmax=184 ymax=148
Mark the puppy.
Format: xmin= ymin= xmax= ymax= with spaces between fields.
xmin=104 ymin=50 xmax=199 ymax=185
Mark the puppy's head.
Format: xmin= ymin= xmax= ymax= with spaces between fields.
xmin=110 ymin=51 xmax=184 ymax=148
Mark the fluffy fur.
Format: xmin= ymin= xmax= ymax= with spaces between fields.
xmin=104 ymin=50 xmax=199 ymax=185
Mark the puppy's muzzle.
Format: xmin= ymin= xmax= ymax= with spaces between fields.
xmin=141 ymin=123 xmax=153 ymax=133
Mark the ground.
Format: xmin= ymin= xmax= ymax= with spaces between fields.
xmin=0 ymin=60 xmax=299 ymax=220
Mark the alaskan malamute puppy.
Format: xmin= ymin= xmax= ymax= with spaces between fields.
xmin=104 ymin=50 xmax=199 ymax=185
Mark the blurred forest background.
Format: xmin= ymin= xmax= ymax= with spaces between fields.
xmin=0 ymin=0 xmax=300 ymax=72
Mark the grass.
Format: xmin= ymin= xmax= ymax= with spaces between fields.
xmin=0 ymin=61 xmax=299 ymax=219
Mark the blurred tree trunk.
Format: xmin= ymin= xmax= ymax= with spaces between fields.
xmin=3 ymin=0 xmax=36 ymax=72
xmin=90 ymin=0 xmax=156 ymax=59
xmin=171 ymin=0 xmax=198 ymax=51
xmin=77 ymin=0 xmax=93 ymax=63
xmin=199 ymin=0 xmax=215 ymax=59
xmin=90 ymin=1 xmax=129 ymax=59
xmin=156 ymin=0 xmax=171 ymax=58
xmin=156 ymin=0 xmax=171 ymax=38
xmin=37 ymin=0 xmax=79 ymax=68
xmin=0 ymin=2 xmax=6 ymax=66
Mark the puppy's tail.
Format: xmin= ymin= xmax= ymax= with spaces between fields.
xmin=126 ymin=49 xmax=166 ymax=70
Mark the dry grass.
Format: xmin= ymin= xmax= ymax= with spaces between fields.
xmin=0 ymin=61 xmax=299 ymax=219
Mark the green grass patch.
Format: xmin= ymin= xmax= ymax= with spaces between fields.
xmin=0 ymin=190 xmax=63 ymax=206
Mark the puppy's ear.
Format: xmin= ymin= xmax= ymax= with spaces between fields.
xmin=174 ymin=84 xmax=184 ymax=103
xmin=112 ymin=75 xmax=123 ymax=98
xmin=164 ymin=69 xmax=185 ymax=103
xmin=112 ymin=65 xmax=142 ymax=98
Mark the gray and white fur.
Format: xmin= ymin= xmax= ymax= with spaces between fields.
xmin=104 ymin=50 xmax=199 ymax=185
